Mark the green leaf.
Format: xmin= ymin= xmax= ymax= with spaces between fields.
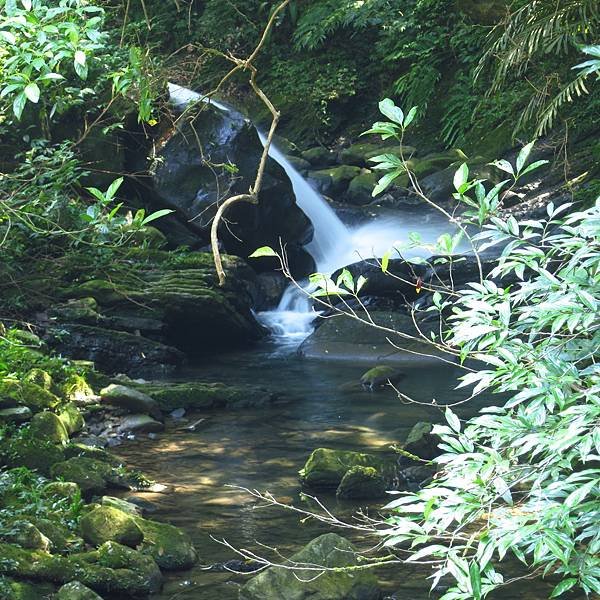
xmin=141 ymin=209 xmax=175 ymax=226
xmin=105 ymin=177 xmax=123 ymax=201
xmin=550 ymin=579 xmax=578 ymax=598
xmin=379 ymin=98 xmax=404 ymax=125
xmin=453 ymin=163 xmax=469 ymax=191
xmin=373 ymin=170 xmax=402 ymax=196
xmin=516 ymin=141 xmax=535 ymax=173
xmin=492 ymin=159 xmax=515 ymax=176
xmin=12 ymin=92 xmax=27 ymax=120
xmin=469 ymin=562 xmax=482 ymax=600
xmin=381 ymin=250 xmax=391 ymax=273
xmin=24 ymin=82 xmax=40 ymax=104
xmin=74 ymin=50 xmax=86 ymax=66
xmin=0 ymin=31 xmax=16 ymax=44
xmin=249 ymin=246 xmax=277 ymax=258
xmin=445 ymin=407 xmax=461 ymax=432
xmin=519 ymin=160 xmax=549 ymax=178
xmin=403 ymin=106 xmax=418 ymax=128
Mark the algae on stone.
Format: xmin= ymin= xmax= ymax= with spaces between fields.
xmin=80 ymin=506 xmax=143 ymax=548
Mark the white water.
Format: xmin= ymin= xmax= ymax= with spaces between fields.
xmin=167 ymin=83 xmax=459 ymax=346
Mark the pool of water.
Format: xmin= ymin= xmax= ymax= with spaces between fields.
xmin=115 ymin=342 xmax=556 ymax=599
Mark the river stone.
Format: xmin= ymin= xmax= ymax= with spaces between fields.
xmin=100 ymin=384 xmax=162 ymax=420
xmin=403 ymin=422 xmax=440 ymax=461
xmin=307 ymin=165 xmax=362 ymax=197
xmin=23 ymin=368 xmax=53 ymax=390
xmin=2 ymin=438 xmax=66 ymax=476
xmin=57 ymin=581 xmax=103 ymax=600
xmin=57 ymin=403 xmax=85 ymax=435
xmin=336 ymin=466 xmax=387 ymax=499
xmin=101 ymin=496 xmax=142 ymax=516
xmin=301 ymin=146 xmax=337 ymax=167
xmin=30 ymin=412 xmax=69 ymax=444
xmin=0 ymin=521 xmax=52 ymax=551
xmin=240 ymin=533 xmax=380 ymax=600
xmin=360 ymin=366 xmax=404 ymax=390
xmin=0 ymin=578 xmax=56 ymax=600
xmin=300 ymin=448 xmax=393 ymax=490
xmin=117 ymin=414 xmax=165 ymax=435
xmin=134 ymin=517 xmax=197 ymax=570
xmin=61 ymin=374 xmax=96 ymax=405
xmin=299 ymin=311 xmax=444 ymax=365
xmin=80 ymin=506 xmax=144 ymax=548
xmin=50 ymin=457 xmax=114 ymax=496
xmin=0 ymin=406 xmax=32 ymax=423
xmin=346 ymin=171 xmax=378 ymax=205
xmin=0 ymin=541 xmax=162 ymax=597
xmin=43 ymin=481 xmax=81 ymax=500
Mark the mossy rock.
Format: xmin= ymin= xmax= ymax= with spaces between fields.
xmin=29 ymin=517 xmax=83 ymax=554
xmin=23 ymin=369 xmax=53 ymax=390
xmin=0 ymin=577 xmax=55 ymax=600
xmin=135 ymin=381 xmax=274 ymax=411
xmin=30 ymin=412 xmax=69 ymax=444
xmin=80 ymin=506 xmax=143 ymax=548
xmin=60 ymin=374 xmax=96 ymax=404
xmin=0 ymin=379 xmax=61 ymax=412
xmin=0 ymin=541 xmax=162 ymax=597
xmin=127 ymin=226 xmax=168 ymax=249
xmin=48 ymin=298 xmax=101 ymax=325
xmin=2 ymin=438 xmax=65 ymax=476
xmin=403 ymin=421 xmax=440 ymax=461
xmin=346 ymin=171 xmax=378 ymax=205
xmin=51 ymin=457 xmax=114 ymax=497
xmin=341 ymin=142 xmax=416 ymax=167
xmin=299 ymin=448 xmax=394 ymax=490
xmin=57 ymin=403 xmax=85 ymax=435
xmin=10 ymin=330 xmax=44 ymax=348
xmin=64 ymin=444 xmax=119 ymax=466
xmin=57 ymin=581 xmax=103 ymax=600
xmin=66 ymin=280 xmax=125 ymax=305
xmin=0 ymin=520 xmax=52 ymax=551
xmin=240 ymin=533 xmax=380 ymax=600
xmin=99 ymin=384 xmax=162 ymax=420
xmin=42 ymin=481 xmax=81 ymax=500
xmin=360 ymin=366 xmax=404 ymax=390
xmin=101 ymin=496 xmax=142 ymax=516
xmin=336 ymin=466 xmax=387 ymax=499
xmin=134 ymin=516 xmax=197 ymax=570
xmin=301 ymin=146 xmax=337 ymax=166
xmin=307 ymin=165 xmax=362 ymax=196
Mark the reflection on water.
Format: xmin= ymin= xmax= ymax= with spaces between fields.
xmin=116 ymin=343 xmax=557 ymax=599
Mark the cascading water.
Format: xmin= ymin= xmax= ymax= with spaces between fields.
xmin=167 ymin=83 xmax=462 ymax=346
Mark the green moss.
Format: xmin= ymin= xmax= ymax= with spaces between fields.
xmin=0 ymin=379 xmax=61 ymax=411
xmin=67 ymin=280 xmax=124 ymax=305
xmin=133 ymin=516 xmax=197 ymax=570
xmin=30 ymin=412 xmax=69 ymax=444
xmin=57 ymin=581 xmax=102 ymax=600
xmin=50 ymin=458 xmax=113 ymax=497
xmin=60 ymin=374 xmax=95 ymax=404
xmin=80 ymin=507 xmax=143 ymax=548
xmin=1 ymin=438 xmax=65 ymax=476
xmin=56 ymin=404 xmax=84 ymax=435
xmin=23 ymin=369 xmax=53 ymax=390
xmin=0 ymin=577 xmax=55 ymax=600
xmin=336 ymin=466 xmax=386 ymax=499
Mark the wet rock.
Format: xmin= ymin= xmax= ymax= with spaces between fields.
xmin=48 ymin=297 xmax=101 ymax=325
xmin=148 ymin=103 xmax=311 ymax=273
xmin=307 ymin=165 xmax=362 ymax=196
xmin=346 ymin=171 xmax=378 ymax=205
xmin=57 ymin=581 xmax=103 ymax=600
xmin=300 ymin=448 xmax=394 ymax=490
xmin=240 ymin=533 xmax=381 ymax=600
xmin=117 ymin=414 xmax=165 ymax=435
xmin=398 ymin=464 xmax=437 ymax=490
xmin=299 ymin=311 xmax=444 ymax=365
xmin=402 ymin=422 xmax=440 ymax=462
xmin=336 ymin=466 xmax=387 ymax=499
xmin=339 ymin=142 xmax=417 ymax=167
xmin=360 ymin=366 xmax=404 ymax=390
xmin=170 ymin=407 xmax=186 ymax=420
xmin=30 ymin=412 xmax=69 ymax=444
xmin=50 ymin=457 xmax=113 ymax=497
xmin=133 ymin=381 xmax=277 ymax=411
xmin=0 ymin=407 xmax=32 ymax=424
xmin=125 ymin=496 xmax=159 ymax=514
xmin=301 ymin=146 xmax=337 ymax=167
xmin=134 ymin=517 xmax=197 ymax=570
xmin=100 ymin=384 xmax=162 ymax=420
xmin=0 ymin=379 xmax=61 ymax=411
xmin=80 ymin=506 xmax=144 ymax=548
xmin=255 ymin=272 xmax=288 ymax=310
xmin=0 ymin=540 xmax=162 ymax=597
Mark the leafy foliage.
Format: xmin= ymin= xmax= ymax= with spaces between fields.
xmin=362 ymin=105 xmax=600 ymax=599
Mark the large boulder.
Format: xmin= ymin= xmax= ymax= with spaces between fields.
xmin=30 ymin=412 xmax=69 ymax=445
xmin=306 ymin=165 xmax=362 ymax=197
xmin=57 ymin=581 xmax=104 ymax=600
xmin=147 ymin=102 xmax=312 ymax=275
xmin=240 ymin=533 xmax=381 ymax=600
xmin=299 ymin=311 xmax=445 ymax=365
xmin=336 ymin=466 xmax=387 ymax=499
xmin=80 ymin=507 xmax=144 ymax=548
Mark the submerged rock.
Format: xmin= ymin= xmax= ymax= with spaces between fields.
xmin=336 ymin=466 xmax=387 ymax=499
xmin=80 ymin=506 xmax=144 ymax=548
xmin=402 ymin=422 xmax=440 ymax=462
xmin=117 ymin=414 xmax=165 ymax=435
xmin=240 ymin=533 xmax=381 ymax=600
xmin=360 ymin=366 xmax=404 ymax=391
xmin=300 ymin=448 xmax=395 ymax=490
